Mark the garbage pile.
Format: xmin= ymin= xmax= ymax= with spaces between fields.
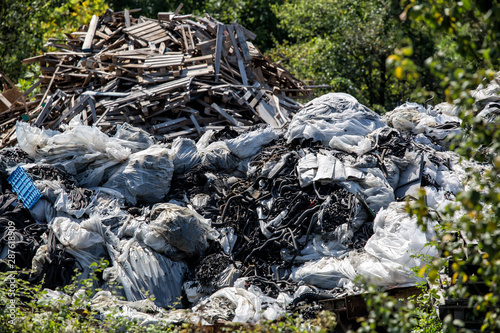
xmin=1 ymin=80 xmax=495 ymax=325
xmin=0 ymin=7 xmax=310 ymax=147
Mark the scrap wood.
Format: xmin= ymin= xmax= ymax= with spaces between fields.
xmin=0 ymin=6 xmax=312 ymax=149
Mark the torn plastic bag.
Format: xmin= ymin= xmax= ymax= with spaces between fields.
xmin=190 ymin=194 xmax=211 ymax=211
xmin=435 ymin=164 xmax=462 ymax=194
xmin=50 ymin=214 xmax=120 ymax=283
xmin=149 ymin=203 xmax=218 ymax=257
xmin=225 ymin=126 xmax=278 ymax=159
xmin=16 ymin=122 xmax=60 ymax=157
xmin=432 ymin=102 xmax=461 ymax=117
xmin=91 ymin=290 xmax=169 ymax=326
xmin=108 ymin=238 xmax=188 ymax=309
xmin=195 ymin=129 xmax=214 ymax=151
xmin=281 ymin=234 xmax=348 ymax=263
xmin=103 ymin=145 xmax=174 ymax=205
xmin=384 ymin=102 xmax=461 ymax=141
xmin=169 ymin=137 xmax=201 ymax=174
xmin=29 ymin=198 xmax=56 ymax=223
xmin=218 ymin=227 xmax=237 ymax=255
xmin=192 ymin=286 xmax=284 ymax=324
xmin=113 ymin=123 xmax=154 ymax=151
xmin=383 ymin=103 xmax=428 ymax=131
xmin=213 ymin=264 xmax=241 ymax=289
xmin=134 ymin=223 xmax=184 ymax=260
xmin=51 ymin=216 xmax=104 ymax=250
xmin=200 ymin=141 xmax=239 ymax=171
xmin=291 ymin=256 xmax=357 ymax=289
xmin=342 ymin=168 xmax=395 ymax=214
xmin=424 ymin=186 xmax=448 ymax=210
xmin=53 ymin=189 xmax=93 ymax=218
xmin=89 ymin=188 xmax=131 ymax=234
xmin=360 ymin=202 xmax=438 ymax=285
xmin=16 ymin=122 xmax=130 ymax=187
xmin=50 ymin=216 xmax=108 ymax=280
xmin=286 ymin=93 xmax=386 ymax=155
xmin=17 ymin=122 xmax=130 ymax=170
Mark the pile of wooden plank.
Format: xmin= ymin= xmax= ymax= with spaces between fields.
xmin=0 ymin=5 xmax=312 ymax=147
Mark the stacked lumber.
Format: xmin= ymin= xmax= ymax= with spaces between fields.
xmin=0 ymin=6 xmax=311 ymax=147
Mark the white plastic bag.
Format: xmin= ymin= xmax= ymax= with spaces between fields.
xmin=226 ymin=126 xmax=278 ymax=159
xmin=285 ymin=93 xmax=386 ymax=155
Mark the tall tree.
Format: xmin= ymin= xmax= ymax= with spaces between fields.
xmin=360 ymin=1 xmax=500 ymax=331
xmin=0 ymin=0 xmax=108 ymax=84
xmin=268 ymin=0 xmax=438 ymax=110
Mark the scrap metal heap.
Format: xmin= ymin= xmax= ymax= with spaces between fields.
xmin=2 ymin=86 xmax=489 ymax=326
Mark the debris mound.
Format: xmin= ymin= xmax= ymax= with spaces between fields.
xmin=0 ymin=7 xmax=311 ymax=147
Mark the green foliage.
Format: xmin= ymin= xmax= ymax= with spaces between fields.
xmin=106 ymin=0 xmax=284 ymax=52
xmin=357 ymin=284 xmax=442 ymax=333
xmin=0 ymin=0 xmax=107 ymax=85
xmin=0 ymin=1 xmax=47 ymax=82
xmin=268 ymin=0 xmax=438 ymax=110
xmin=105 ymin=0 xmax=204 ymax=21
xmin=374 ymin=1 xmax=500 ymax=331
xmin=393 ymin=0 xmax=500 ymax=106
xmin=203 ymin=0 xmax=285 ymax=52
xmin=0 ymin=257 xmax=337 ymax=332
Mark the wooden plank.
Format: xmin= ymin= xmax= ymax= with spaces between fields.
xmin=123 ymin=22 xmax=157 ymax=34
xmin=235 ymin=25 xmax=251 ymax=62
xmin=256 ymin=100 xmax=280 ymax=128
xmin=151 ymin=117 xmax=187 ymax=131
xmin=124 ymin=9 xmax=131 ymax=28
xmin=34 ymin=93 xmax=56 ymax=126
xmin=211 ymin=103 xmax=242 ymax=126
xmin=226 ymin=25 xmax=248 ymax=85
xmin=82 ymin=15 xmax=99 ymax=52
xmin=0 ymin=94 xmax=11 ymax=108
xmin=22 ymin=54 xmax=46 ymax=65
xmin=173 ymin=3 xmax=183 ymax=15
xmin=234 ymin=23 xmax=256 ymax=40
xmin=214 ymin=24 xmax=223 ymax=82
xmin=190 ymin=114 xmax=202 ymax=135
xmin=88 ymin=96 xmax=97 ymax=123
xmin=163 ymin=127 xmax=196 ymax=140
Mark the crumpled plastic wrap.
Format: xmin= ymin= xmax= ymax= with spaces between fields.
xmin=103 ymin=145 xmax=174 ymax=205
xmin=149 ymin=203 xmax=218 ymax=257
xmin=286 ymin=93 xmax=386 ymax=155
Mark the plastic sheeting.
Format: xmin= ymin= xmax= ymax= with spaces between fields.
xmin=103 ymin=145 xmax=174 ymax=205
xmin=226 ymin=126 xmax=278 ymax=159
xmin=108 ymin=239 xmax=188 ymax=309
xmin=15 ymin=121 xmax=156 ymax=188
xmin=149 ymin=203 xmax=218 ymax=257
xmin=291 ymin=202 xmax=438 ymax=288
xmin=6 ymin=91 xmax=492 ymax=326
xmin=384 ymin=102 xmax=462 ymax=141
xmin=192 ymin=284 xmax=288 ymax=324
xmin=286 ymin=93 xmax=386 ymax=155
xmin=168 ymin=138 xmax=201 ymax=174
